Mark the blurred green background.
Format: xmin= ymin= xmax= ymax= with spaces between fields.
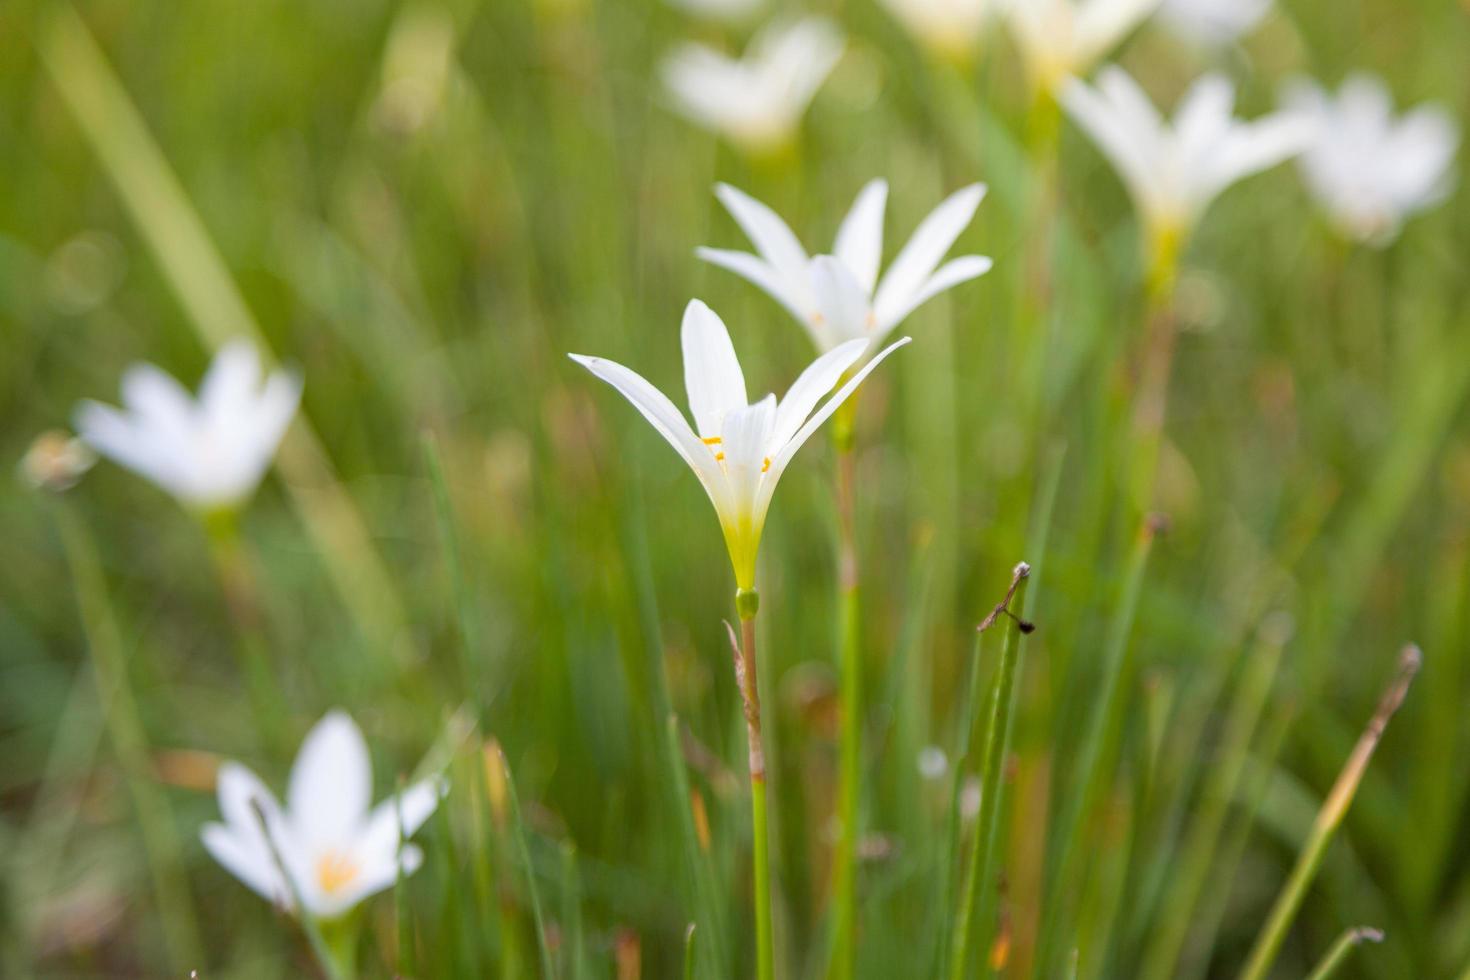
xmin=2 ymin=0 xmax=1468 ymax=977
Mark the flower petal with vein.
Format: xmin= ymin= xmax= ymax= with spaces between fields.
xmin=74 ymin=340 xmax=300 ymax=512
xmin=571 ymin=301 xmax=909 ymax=589
xmin=1004 ymin=0 xmax=1160 ymax=93
xmin=1156 ymin=0 xmax=1271 ymax=46
xmin=200 ymin=711 xmax=446 ymax=921
xmin=1282 ymin=73 xmax=1459 ymax=246
xmin=697 ymin=181 xmax=990 ymax=353
xmin=1060 ymin=66 xmax=1315 ymax=255
xmin=660 ymin=18 xmax=843 ymax=155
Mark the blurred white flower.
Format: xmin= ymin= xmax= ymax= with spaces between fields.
xmin=1060 ymin=67 xmax=1314 ymax=259
xmin=571 ymin=301 xmax=908 ymax=589
xmin=74 ymin=340 xmax=300 ymax=513
xmin=201 ymin=711 xmax=445 ymax=921
xmin=960 ymin=775 xmax=982 ymax=820
xmin=1156 ymin=0 xmax=1271 ymax=46
xmin=666 ymin=0 xmax=762 ymax=23
xmin=917 ymin=745 xmax=949 ymax=781
xmin=698 ymin=181 xmax=990 ymax=353
xmin=661 ymin=18 xmax=844 ymax=155
xmin=1005 ymin=0 xmax=1160 ymax=94
xmin=880 ymin=0 xmax=993 ymax=62
xmin=1282 ymin=73 xmax=1459 ymax=246
xmin=20 ymin=431 xmax=96 ymax=492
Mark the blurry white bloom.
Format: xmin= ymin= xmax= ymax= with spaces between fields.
xmin=960 ymin=775 xmax=982 ymax=820
xmin=571 ymin=301 xmax=908 ymax=589
xmin=1061 ymin=67 xmax=1313 ymax=259
xmin=1283 ymin=74 xmax=1459 ymax=246
xmin=698 ymin=181 xmax=990 ymax=353
xmin=20 ymin=431 xmax=96 ymax=492
xmin=661 ymin=18 xmax=844 ymax=154
xmin=666 ymin=0 xmax=762 ymax=23
xmin=917 ymin=745 xmax=949 ymax=781
xmin=201 ymin=711 xmax=445 ymax=921
xmin=74 ymin=340 xmax=300 ymax=513
xmin=1005 ymin=0 xmax=1160 ymax=94
xmin=1156 ymin=0 xmax=1270 ymax=46
xmin=880 ymin=0 xmax=992 ymax=61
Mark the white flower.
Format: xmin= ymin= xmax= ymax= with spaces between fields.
xmin=880 ymin=0 xmax=993 ymax=61
xmin=1004 ymin=0 xmax=1160 ymax=93
xmin=666 ymin=0 xmax=762 ymax=23
xmin=74 ymin=340 xmax=300 ymax=512
xmin=201 ymin=711 xmax=445 ymax=921
xmin=571 ymin=301 xmax=908 ymax=590
xmin=697 ymin=181 xmax=990 ymax=353
xmin=1060 ymin=67 xmax=1314 ymax=256
xmin=1156 ymin=0 xmax=1271 ymax=46
xmin=917 ymin=745 xmax=949 ymax=781
xmin=1282 ymin=73 xmax=1459 ymax=246
xmin=661 ymin=18 xmax=844 ymax=154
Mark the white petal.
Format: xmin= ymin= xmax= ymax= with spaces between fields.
xmin=876 ymin=254 xmax=993 ymax=335
xmin=872 ymin=184 xmax=986 ymax=328
xmin=1061 ymin=71 xmax=1164 ymax=221
xmin=1074 ymin=0 xmax=1160 ymax=66
xmin=119 ymin=363 xmax=195 ymax=438
xmin=713 ymin=184 xmax=811 ymax=291
xmin=810 ymin=255 xmax=875 ymax=346
xmin=681 ymin=300 xmax=749 ymax=439
xmin=769 ymin=338 xmax=869 ymax=449
xmin=73 ymin=400 xmax=170 ymax=490
xmin=252 ymin=368 xmax=303 ymax=458
xmin=358 ymin=777 xmax=447 ymax=859
xmin=832 ymin=179 xmax=888 ymax=295
xmin=1198 ymin=113 xmax=1314 ymax=209
xmin=202 ymin=822 xmax=289 ymax=907
xmin=323 ymin=844 xmax=424 ymax=917
xmin=288 ymin=711 xmax=373 ymax=847
xmin=695 ymin=247 xmax=816 ymax=327
xmin=199 ymin=341 xmax=262 ymax=420
xmin=720 ymin=395 xmax=778 ymax=509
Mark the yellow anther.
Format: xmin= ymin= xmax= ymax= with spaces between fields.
xmin=702 ymin=436 xmax=723 ymax=445
xmin=762 ymin=458 xmax=771 ymax=472
xmin=315 ymin=851 xmax=359 ymax=896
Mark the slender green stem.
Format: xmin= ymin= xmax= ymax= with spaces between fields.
xmin=950 ymin=564 xmax=1032 ymax=980
xmin=499 ymin=746 xmax=556 ymax=980
xmin=561 ymin=842 xmax=585 ymax=980
xmin=830 ymin=431 xmax=860 ymax=980
xmin=1128 ymin=252 xmax=1181 ymax=516
xmin=729 ymin=606 xmax=773 ymax=980
xmin=1238 ymin=646 xmax=1420 ymax=980
xmin=248 ymin=799 xmax=348 ymax=980
xmin=1304 ymin=927 xmax=1384 ymax=980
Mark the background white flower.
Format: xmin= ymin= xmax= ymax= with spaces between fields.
xmin=74 ymin=340 xmax=300 ymax=512
xmin=880 ymin=0 xmax=993 ymax=61
xmin=698 ymin=181 xmax=990 ymax=353
xmin=570 ymin=301 xmax=907 ymax=589
xmin=1283 ymin=73 xmax=1459 ymax=246
xmin=1156 ymin=0 xmax=1271 ymax=47
xmin=201 ymin=711 xmax=445 ymax=921
xmin=1061 ymin=67 xmax=1314 ymax=255
xmin=1005 ymin=0 xmax=1160 ymax=93
xmin=660 ymin=18 xmax=844 ymax=154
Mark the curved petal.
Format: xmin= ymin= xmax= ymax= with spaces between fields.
xmin=202 ymin=822 xmax=289 ymax=907
xmin=120 ymin=363 xmax=195 ymax=436
xmin=199 ymin=341 xmax=262 ymax=419
xmin=832 ymin=179 xmax=888 ymax=295
xmin=713 ymin=183 xmax=811 ymax=294
xmin=875 ymin=254 xmax=993 ymax=335
xmin=810 ymin=255 xmax=874 ymax=345
xmin=357 ymin=777 xmax=447 ymax=860
xmin=252 ymin=368 xmax=303 ymax=458
xmin=681 ymin=300 xmax=748 ymax=439
xmin=1061 ymin=71 xmax=1163 ymax=221
xmin=695 ymin=246 xmax=815 ymax=327
xmin=872 ymin=184 xmax=986 ymax=328
xmin=73 ymin=400 xmax=169 ymax=489
xmin=288 ymin=711 xmax=372 ymax=847
xmin=770 ymin=338 xmax=869 ymax=450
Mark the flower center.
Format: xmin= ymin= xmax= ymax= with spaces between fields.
xmin=315 ymin=850 xmax=359 ymax=896
xmin=701 ymin=437 xmax=770 ymax=472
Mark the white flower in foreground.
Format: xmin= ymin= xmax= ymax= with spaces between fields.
xmin=201 ymin=711 xmax=445 ymax=921
xmin=1005 ymin=0 xmax=1160 ymax=94
xmin=571 ymin=301 xmax=908 ymax=589
xmin=1061 ymin=67 xmax=1314 ymax=260
xmin=880 ymin=0 xmax=993 ymax=61
xmin=1156 ymin=0 xmax=1271 ymax=46
xmin=74 ymin=340 xmax=300 ymax=512
xmin=661 ymin=18 xmax=844 ymax=154
xmin=1282 ymin=74 xmax=1459 ymax=246
xmin=698 ymin=181 xmax=990 ymax=353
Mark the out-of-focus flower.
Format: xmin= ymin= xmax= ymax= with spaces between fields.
xmin=698 ymin=181 xmax=990 ymax=353
xmin=880 ymin=0 xmax=993 ymax=62
xmin=201 ymin=711 xmax=445 ymax=921
xmin=570 ymin=301 xmax=908 ymax=589
xmin=660 ymin=18 xmax=844 ymax=155
xmin=666 ymin=0 xmax=762 ymax=24
xmin=917 ymin=745 xmax=949 ymax=781
xmin=1282 ymin=73 xmax=1459 ymax=246
xmin=20 ymin=431 xmax=95 ymax=492
xmin=1156 ymin=0 xmax=1271 ymax=46
xmin=1060 ymin=67 xmax=1313 ymax=264
xmin=1004 ymin=0 xmax=1160 ymax=94
xmin=74 ymin=340 xmax=300 ymax=513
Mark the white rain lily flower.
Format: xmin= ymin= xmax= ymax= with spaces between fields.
xmin=1005 ymin=0 xmax=1160 ymax=94
xmin=74 ymin=340 xmax=300 ymax=513
xmin=661 ymin=18 xmax=844 ymax=155
xmin=1060 ymin=67 xmax=1314 ymax=262
xmin=697 ymin=181 xmax=991 ymax=353
xmin=1156 ymin=0 xmax=1270 ymax=46
xmin=571 ymin=301 xmax=909 ymax=590
xmin=201 ymin=711 xmax=445 ymax=921
xmin=1282 ymin=74 xmax=1459 ymax=246
xmin=880 ymin=0 xmax=993 ymax=62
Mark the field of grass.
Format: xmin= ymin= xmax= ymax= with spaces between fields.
xmin=2 ymin=0 xmax=1469 ymax=977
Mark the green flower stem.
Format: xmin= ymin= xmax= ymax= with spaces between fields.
xmin=1304 ymin=927 xmax=1384 ymax=980
xmin=949 ymin=563 xmax=1032 ymax=980
xmin=1127 ymin=247 xmax=1181 ymax=517
xmin=829 ymin=420 xmax=861 ymax=980
xmin=248 ymin=799 xmax=347 ymax=980
xmin=1238 ymin=646 xmax=1420 ymax=980
xmin=729 ymin=604 xmax=773 ymax=980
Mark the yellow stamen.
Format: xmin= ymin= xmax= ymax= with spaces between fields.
xmin=702 ymin=436 xmax=722 ymax=445
xmin=762 ymin=458 xmax=771 ymax=473
xmin=315 ymin=850 xmax=359 ymax=896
